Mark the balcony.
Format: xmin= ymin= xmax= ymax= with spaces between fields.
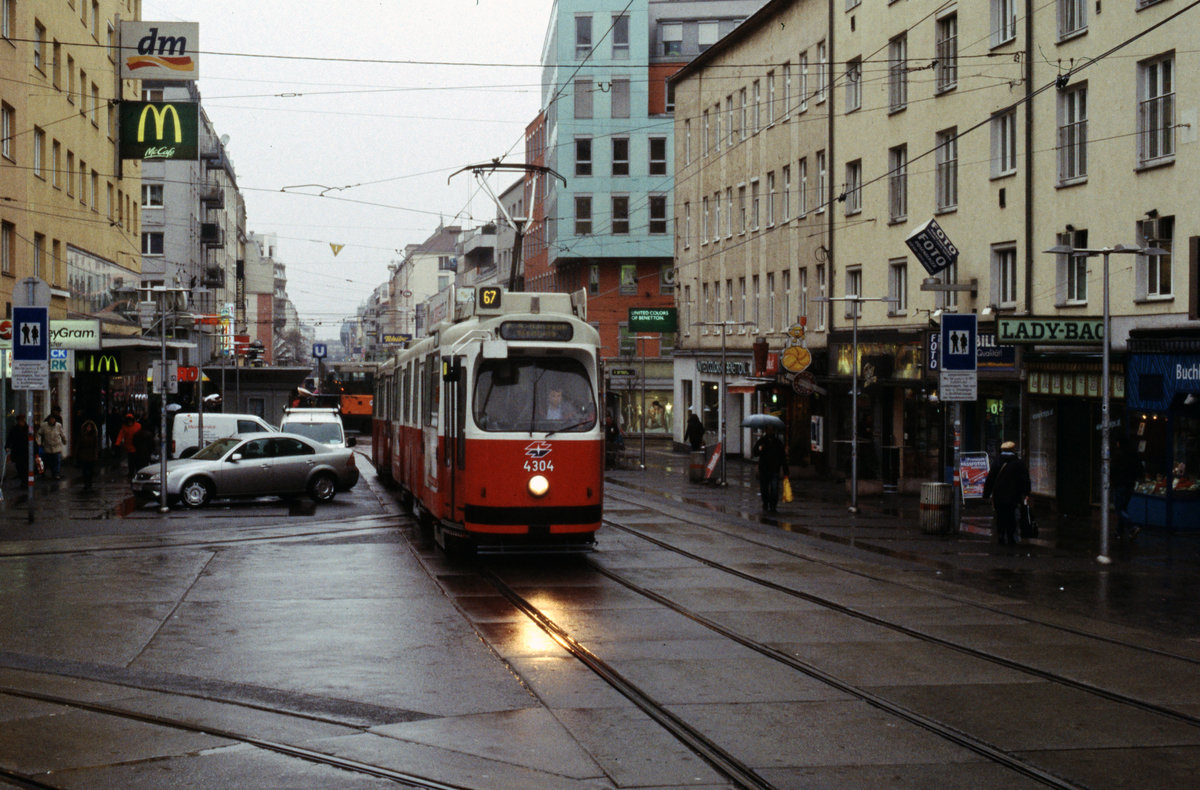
xmin=200 ymin=223 xmax=225 ymax=247
xmin=199 ymin=180 xmax=224 ymax=208
xmin=203 ymin=266 xmax=225 ymax=288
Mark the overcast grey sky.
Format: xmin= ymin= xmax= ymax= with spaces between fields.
xmin=142 ymin=0 xmax=553 ymax=339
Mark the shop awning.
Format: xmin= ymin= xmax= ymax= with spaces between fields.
xmin=728 ymin=385 xmax=757 ymax=394
xmin=101 ymin=338 xmax=197 ymax=350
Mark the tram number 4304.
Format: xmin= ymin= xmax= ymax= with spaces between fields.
xmin=524 ymin=459 xmax=555 ymax=472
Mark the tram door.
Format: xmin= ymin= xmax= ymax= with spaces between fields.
xmin=442 ymin=356 xmax=467 ymax=518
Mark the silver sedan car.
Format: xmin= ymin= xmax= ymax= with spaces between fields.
xmin=132 ymin=431 xmax=360 ymax=508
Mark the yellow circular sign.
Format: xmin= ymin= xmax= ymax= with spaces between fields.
xmin=781 ymin=345 xmax=812 ymax=373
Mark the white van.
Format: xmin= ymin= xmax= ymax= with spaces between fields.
xmin=170 ymin=412 xmax=276 ymax=458
xmin=279 ymin=407 xmax=355 ymax=448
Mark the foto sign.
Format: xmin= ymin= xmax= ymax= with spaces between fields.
xmin=905 ymin=217 xmax=959 ymax=275
xmin=628 ymin=307 xmax=678 ymax=333
xmin=119 ymin=101 xmax=198 ymax=161
xmin=119 ymin=22 xmax=199 ymax=81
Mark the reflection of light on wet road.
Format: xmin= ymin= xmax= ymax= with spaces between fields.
xmin=518 ymin=614 xmax=562 ymax=654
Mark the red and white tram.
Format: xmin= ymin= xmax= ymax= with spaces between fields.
xmin=372 ymin=287 xmax=603 ymax=553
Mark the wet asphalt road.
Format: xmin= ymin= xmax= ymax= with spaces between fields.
xmin=0 ymin=447 xmax=1197 ymax=787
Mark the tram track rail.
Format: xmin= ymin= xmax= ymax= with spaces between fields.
xmin=0 ymin=679 xmax=471 ymax=789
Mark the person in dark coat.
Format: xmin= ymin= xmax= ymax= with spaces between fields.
xmin=76 ymin=419 xmax=101 ymax=492
xmin=685 ymin=412 xmax=705 ymax=451
xmin=5 ymin=415 xmax=29 ymax=485
xmin=1111 ymin=435 xmax=1144 ymax=538
xmin=752 ymin=425 xmax=789 ymax=513
xmin=132 ymin=420 xmax=155 ymax=473
xmin=982 ymin=440 xmax=1032 ymax=545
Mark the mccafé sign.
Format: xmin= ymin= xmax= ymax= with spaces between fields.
xmin=119 ymin=101 xmax=198 ymax=161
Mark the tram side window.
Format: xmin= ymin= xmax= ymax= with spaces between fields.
xmin=473 ymin=357 xmax=596 ymax=433
xmin=423 ymin=354 xmax=440 ymax=428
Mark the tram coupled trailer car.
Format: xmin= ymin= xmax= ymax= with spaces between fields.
xmin=379 ymin=287 xmax=603 ymax=554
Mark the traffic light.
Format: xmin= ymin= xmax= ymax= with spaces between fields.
xmin=247 ymin=339 xmax=265 ymax=366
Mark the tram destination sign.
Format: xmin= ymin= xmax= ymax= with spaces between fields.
xmin=628 ymin=307 xmax=678 ymax=333
xmin=997 ymin=317 xmax=1103 ymax=344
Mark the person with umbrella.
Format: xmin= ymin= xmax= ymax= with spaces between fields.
xmin=752 ymin=422 xmax=789 ymax=513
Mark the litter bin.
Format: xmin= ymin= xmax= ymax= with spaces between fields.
xmin=689 ymin=450 xmax=707 ymax=482
xmin=919 ymin=482 xmax=953 ymax=534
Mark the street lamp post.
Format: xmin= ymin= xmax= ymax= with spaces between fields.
xmin=1045 ymin=243 xmax=1164 ymax=564
xmin=816 ymin=295 xmax=897 ymax=513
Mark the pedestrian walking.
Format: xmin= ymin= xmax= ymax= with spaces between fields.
xmin=5 ymin=415 xmax=30 ymax=485
xmin=685 ymin=412 xmax=705 ymax=451
xmin=37 ymin=414 xmax=67 ymax=479
xmin=132 ymin=420 xmax=155 ymax=473
xmin=115 ymin=414 xmax=143 ymax=479
xmin=982 ymin=440 xmax=1032 ymax=545
xmin=76 ymin=419 xmax=101 ymax=492
xmin=1112 ymin=435 xmax=1144 ymax=538
xmin=752 ymin=425 xmax=789 ymax=513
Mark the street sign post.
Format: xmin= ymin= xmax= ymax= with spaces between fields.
xmin=12 ymin=306 xmax=49 ymax=391
xmin=939 ymin=313 xmax=977 ymax=402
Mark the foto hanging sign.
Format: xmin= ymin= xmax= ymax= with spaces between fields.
xmin=120 ymin=22 xmax=199 ymax=81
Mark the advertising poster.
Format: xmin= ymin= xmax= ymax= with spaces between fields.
xmin=959 ymin=452 xmax=991 ymax=500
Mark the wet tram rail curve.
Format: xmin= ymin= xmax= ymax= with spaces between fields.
xmin=433 ymin=476 xmax=1200 ymax=790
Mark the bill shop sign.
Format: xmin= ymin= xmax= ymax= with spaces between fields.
xmin=997 ymin=317 xmax=1103 ymax=345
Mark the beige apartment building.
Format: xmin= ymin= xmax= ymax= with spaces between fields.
xmin=677 ymin=0 xmax=1199 ymax=526
xmin=671 ymin=0 xmax=830 ymax=462
xmin=1 ymin=0 xmax=145 ymax=426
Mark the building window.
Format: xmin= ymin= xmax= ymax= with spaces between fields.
xmin=32 ymin=127 xmax=45 ymax=177
xmin=683 ymin=201 xmax=690 ymax=248
xmin=888 ymin=145 xmax=907 ymax=222
xmin=1140 ymin=214 xmax=1173 ymax=298
xmin=575 ymin=196 xmax=592 ymax=235
xmin=935 ymin=128 xmax=958 ymax=212
xmin=797 ymin=268 xmax=806 ymax=324
xmin=993 ymin=244 xmax=1018 ymax=307
xmin=991 ymin=0 xmax=1017 ymax=47
xmin=141 ymin=181 xmax=163 ymax=206
xmin=612 ymin=196 xmax=629 ymax=234
xmin=698 ymin=21 xmax=719 ymax=52
xmin=665 ymin=80 xmax=675 ymax=113
xmin=766 ymin=70 xmax=776 ymax=124
xmin=991 ymin=109 xmax=1017 ymax=177
xmin=726 ymin=95 xmax=735 ymax=146
xmin=750 ymin=179 xmax=760 ymax=230
xmin=725 ymin=187 xmax=733 ymax=236
xmin=888 ymin=260 xmax=908 ymax=315
xmin=1057 ymin=228 xmax=1089 ymax=304
xmin=782 ymin=270 xmax=792 ymax=327
xmin=612 ymin=13 xmax=629 ymax=59
xmin=662 ymin=23 xmax=682 ymax=56
xmin=798 ymin=157 xmax=808 ymax=216
xmin=1058 ymin=84 xmax=1088 ymax=183
xmin=737 ymin=185 xmax=747 ymax=234
xmin=702 ymin=109 xmax=710 ymax=156
xmin=0 ymin=221 xmax=12 ymax=274
xmin=33 ymin=20 xmax=46 ymax=72
xmin=752 ymin=275 xmax=760 ymax=326
xmin=738 ymin=277 xmax=746 ymax=323
xmin=752 ymin=79 xmax=761 ymax=133
xmin=766 ymin=171 xmax=776 ymax=227
xmin=649 ymin=195 xmax=668 ymax=234
xmin=798 ymin=52 xmax=809 ymax=112
xmin=815 ymin=151 xmax=826 ymax=214
xmin=845 ymin=267 xmax=862 ymax=318
xmin=574 ymin=78 xmax=592 ymax=119
xmin=935 ymin=13 xmax=958 ymax=93
xmin=781 ymin=165 xmax=791 ymax=221
xmin=1 ymin=102 xmax=13 ymax=160
xmin=726 ymin=278 xmax=734 ymax=322
xmin=1058 ymin=0 xmax=1087 ymax=39
xmin=1138 ymin=54 xmax=1174 ymax=166
xmin=611 ymin=78 xmax=630 ymax=118
xmin=782 ymin=63 xmax=791 ymax=119
xmin=845 ymin=57 xmax=862 ymax=113
xmin=575 ymin=15 xmax=592 ymax=58
xmin=739 ymin=87 xmax=747 ymax=139
xmin=844 ymin=160 xmax=862 ymax=215
xmin=888 ymin=35 xmax=908 ymax=113
xmin=714 ymin=102 xmax=722 ymax=151
xmin=713 ymin=191 xmax=721 ymax=239
xmin=702 ymin=196 xmax=710 ymax=243
xmin=142 ymin=232 xmax=164 ymax=255
xmin=661 ymin=263 xmax=675 ymax=296
xmin=816 ymin=40 xmax=828 ymax=103
xmin=684 ymin=120 xmax=691 ymax=164
xmin=51 ymin=140 xmax=60 ymax=188
xmin=620 ymin=264 xmax=637 ymax=296
xmin=589 ymin=264 xmax=600 ymax=294
xmin=575 ymin=138 xmax=592 ymax=176
xmin=816 ymin=265 xmax=827 ymax=330
xmin=649 ymin=137 xmax=667 ymax=176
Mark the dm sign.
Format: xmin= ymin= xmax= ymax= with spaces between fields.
xmin=120 ymin=22 xmax=199 ymax=81
xmin=119 ymin=101 xmax=198 ymax=161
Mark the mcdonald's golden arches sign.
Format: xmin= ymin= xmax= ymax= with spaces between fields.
xmin=119 ymin=101 xmax=198 ymax=161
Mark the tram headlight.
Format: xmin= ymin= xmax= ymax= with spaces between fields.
xmin=528 ymin=474 xmax=550 ymax=498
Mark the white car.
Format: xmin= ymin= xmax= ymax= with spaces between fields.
xmin=278 ymin=407 xmax=355 ymax=448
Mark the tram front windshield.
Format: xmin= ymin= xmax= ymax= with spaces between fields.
xmin=474 ymin=357 xmax=596 ymax=433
